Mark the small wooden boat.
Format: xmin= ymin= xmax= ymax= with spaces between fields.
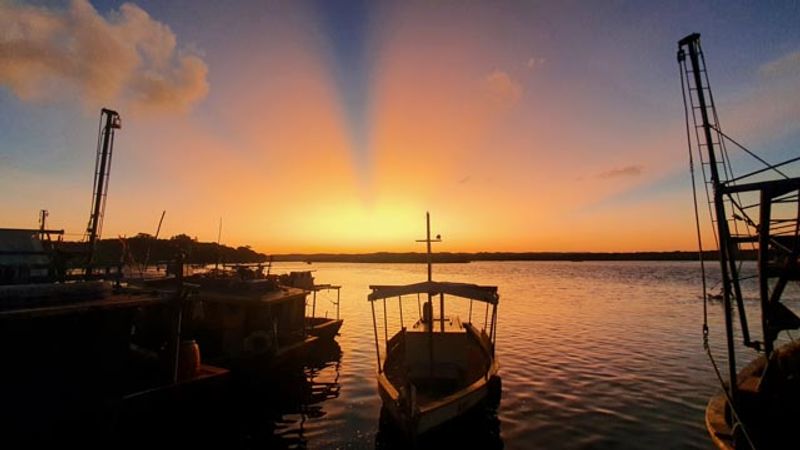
xmin=280 ymin=271 xmax=343 ymax=340
xmin=306 ymin=315 xmax=343 ymax=339
xmin=305 ymin=283 xmax=343 ymax=339
xmin=368 ymin=213 xmax=500 ymax=437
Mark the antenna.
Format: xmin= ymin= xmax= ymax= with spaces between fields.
xmin=415 ymin=212 xmax=441 ymax=282
xmin=38 ymin=209 xmax=48 ymax=241
xmin=142 ymin=210 xmax=166 ymax=276
xmin=215 ymin=216 xmax=223 ymax=270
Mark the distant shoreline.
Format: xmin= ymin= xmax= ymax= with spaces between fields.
xmin=269 ymin=251 xmax=741 ymax=264
xmin=66 ymin=235 xmax=743 ymax=265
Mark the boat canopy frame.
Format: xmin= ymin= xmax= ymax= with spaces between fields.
xmin=368 ymin=280 xmax=499 ymax=374
xmin=368 ymin=281 xmax=498 ymax=305
xmin=309 ymin=283 xmax=342 ymax=321
xmin=367 ymin=213 xmax=500 ymax=374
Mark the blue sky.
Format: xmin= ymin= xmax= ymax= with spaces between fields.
xmin=1 ymin=0 xmax=798 ymax=251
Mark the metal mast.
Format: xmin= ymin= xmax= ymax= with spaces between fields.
xmin=85 ymin=108 xmax=121 ymax=276
xmin=416 ymin=212 xmax=442 ymax=376
xmin=679 ymin=33 xmax=800 ymax=423
xmin=678 ymin=33 xmax=741 ymax=404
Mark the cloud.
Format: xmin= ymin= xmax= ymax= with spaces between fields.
xmin=723 ymin=49 xmax=800 ymax=141
xmin=483 ymin=70 xmax=522 ymax=106
xmin=597 ymin=165 xmax=644 ymax=179
xmin=759 ymin=51 xmax=800 ymax=78
xmin=526 ymin=56 xmax=545 ymax=70
xmin=0 ymin=0 xmax=208 ymax=113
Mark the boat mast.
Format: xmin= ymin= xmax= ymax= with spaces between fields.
xmin=85 ymin=108 xmax=121 ymax=277
xmin=417 ymin=212 xmax=441 ymax=377
xmin=215 ymin=216 xmax=222 ymax=270
xmin=416 ymin=212 xmax=441 ymax=325
xmin=679 ymin=34 xmax=740 ymax=404
xmin=679 ymin=33 xmax=800 ymax=414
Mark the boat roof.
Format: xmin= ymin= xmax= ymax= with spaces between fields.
xmin=199 ymin=285 xmax=308 ymax=304
xmin=368 ymin=281 xmax=498 ymax=304
xmin=311 ymin=283 xmax=341 ymax=291
xmin=0 ymin=283 xmax=166 ymax=318
xmin=0 ymin=228 xmax=49 ymax=266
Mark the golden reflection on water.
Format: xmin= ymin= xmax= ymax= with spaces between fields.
xmin=253 ymin=261 xmax=799 ymax=449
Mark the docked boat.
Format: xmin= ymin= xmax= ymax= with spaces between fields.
xmin=182 ymin=268 xmax=318 ymax=371
xmin=368 ymin=213 xmax=500 ymax=437
xmin=0 ymin=231 xmax=229 ymax=443
xmin=0 ymin=109 xmax=229 ymax=444
xmin=281 ymin=270 xmax=343 ymax=340
xmin=678 ymin=34 xmax=800 ymax=449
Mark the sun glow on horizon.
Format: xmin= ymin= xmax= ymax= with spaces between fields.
xmin=2 ymin=2 xmax=799 ymax=254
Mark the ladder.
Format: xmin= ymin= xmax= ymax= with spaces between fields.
xmin=84 ymin=108 xmax=121 ymax=276
xmin=679 ymin=33 xmax=800 ymax=402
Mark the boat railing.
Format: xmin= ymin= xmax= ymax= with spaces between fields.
xmin=368 ymin=283 xmax=499 ymax=372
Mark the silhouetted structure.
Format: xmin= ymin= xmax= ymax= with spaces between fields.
xmin=679 ymin=33 xmax=800 ymax=449
xmin=368 ymin=213 xmax=501 ymax=437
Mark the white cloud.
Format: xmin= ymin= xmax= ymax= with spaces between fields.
xmin=759 ymin=51 xmax=800 ymax=78
xmin=0 ymin=0 xmax=208 ymax=113
xmin=483 ymin=70 xmax=522 ymax=107
xmin=722 ymin=49 xmax=800 ymax=141
xmin=597 ymin=165 xmax=644 ymax=179
xmin=526 ymin=56 xmax=545 ymax=70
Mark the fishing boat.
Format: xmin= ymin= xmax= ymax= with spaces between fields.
xmin=281 ymin=270 xmax=343 ymax=340
xmin=183 ymin=268 xmax=318 ymax=371
xmin=368 ymin=213 xmax=500 ymax=437
xmin=0 ymin=109 xmax=230 ymax=444
xmin=678 ymin=34 xmax=800 ymax=449
xmin=0 ymin=231 xmax=227 ymax=439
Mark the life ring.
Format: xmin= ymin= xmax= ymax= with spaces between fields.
xmin=244 ymin=330 xmax=274 ymax=354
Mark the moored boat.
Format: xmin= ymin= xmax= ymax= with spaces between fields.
xmin=281 ymin=270 xmax=344 ymax=340
xmin=678 ymin=33 xmax=800 ymax=449
xmin=182 ymin=269 xmax=318 ymax=371
xmin=0 ymin=109 xmax=229 ymax=444
xmin=367 ymin=213 xmax=500 ymax=437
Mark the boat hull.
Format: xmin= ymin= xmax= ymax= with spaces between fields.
xmin=378 ymin=359 xmax=500 ymax=437
xmin=705 ymin=340 xmax=800 ymax=449
xmin=306 ymin=317 xmax=343 ymax=340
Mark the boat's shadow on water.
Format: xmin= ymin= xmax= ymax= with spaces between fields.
xmin=374 ymin=377 xmax=504 ymax=450
xmin=231 ymin=340 xmax=343 ymax=449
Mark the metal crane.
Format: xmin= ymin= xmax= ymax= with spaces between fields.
xmin=85 ymin=108 xmax=121 ymax=276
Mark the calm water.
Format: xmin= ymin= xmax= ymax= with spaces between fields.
xmin=240 ymin=261 xmax=800 ymax=449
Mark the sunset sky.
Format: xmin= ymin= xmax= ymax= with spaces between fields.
xmin=2 ymin=0 xmax=799 ymax=253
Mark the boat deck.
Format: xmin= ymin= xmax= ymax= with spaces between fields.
xmin=384 ymin=317 xmax=491 ymax=406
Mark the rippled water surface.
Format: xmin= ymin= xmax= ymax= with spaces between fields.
xmin=249 ymin=261 xmax=800 ymax=449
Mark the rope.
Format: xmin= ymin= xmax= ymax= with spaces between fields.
xmin=710 ymin=125 xmax=790 ymax=179
xmin=680 ymin=53 xmax=757 ymax=450
xmin=680 ymin=57 xmax=710 ymax=337
xmin=705 ymin=346 xmax=757 ymax=450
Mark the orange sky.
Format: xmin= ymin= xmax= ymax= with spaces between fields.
xmin=1 ymin=1 xmax=799 ymax=253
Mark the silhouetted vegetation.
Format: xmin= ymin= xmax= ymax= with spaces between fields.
xmin=271 ymin=250 xmax=749 ymax=263
xmin=53 ymin=236 xmax=750 ymax=267
xmin=58 ymin=233 xmax=267 ymax=267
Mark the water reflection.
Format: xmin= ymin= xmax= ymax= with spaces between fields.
xmin=236 ymin=340 xmax=342 ymax=448
xmin=374 ymin=377 xmax=504 ymax=449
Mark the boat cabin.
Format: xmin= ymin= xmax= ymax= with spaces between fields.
xmin=0 ymin=228 xmax=59 ymax=285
